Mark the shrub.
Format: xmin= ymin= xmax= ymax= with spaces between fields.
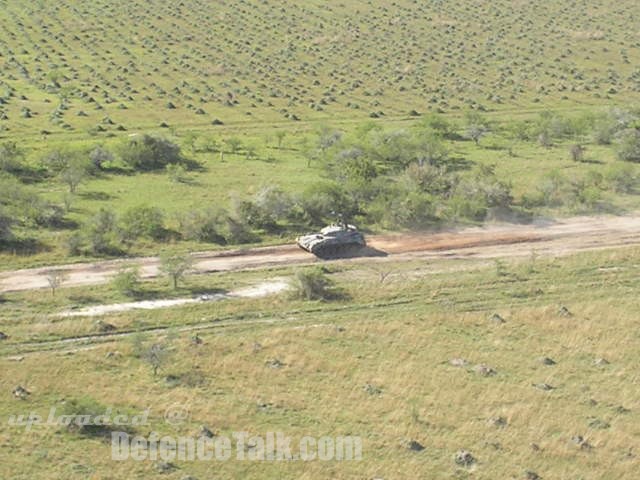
xmin=328 ymin=147 xmax=378 ymax=183
xmin=166 ymin=163 xmax=188 ymax=183
xmin=419 ymin=113 xmax=456 ymax=139
xmin=401 ymin=163 xmax=456 ymax=196
xmin=85 ymin=208 xmax=120 ymax=254
xmin=0 ymin=142 xmax=24 ymax=174
xmin=41 ymin=149 xmax=71 ymax=173
xmin=526 ymin=170 xmax=568 ymax=207
xmin=605 ymin=163 xmax=639 ymax=193
xmin=448 ymin=165 xmax=513 ymax=220
xmin=592 ymin=115 xmax=619 ymax=145
xmin=290 ymin=268 xmax=334 ymax=300
xmin=615 ymin=129 xmax=640 ymax=162
xmin=60 ymin=157 xmax=90 ymax=193
xmin=253 ymin=186 xmax=294 ymax=223
xmin=65 ymin=232 xmax=83 ymax=256
xmin=0 ymin=177 xmax=63 ymax=228
xmin=569 ymin=180 xmax=602 ymax=211
xmin=0 ymin=208 xmax=14 ymax=245
xmin=89 ymin=146 xmax=114 ymax=170
xmin=232 ymin=198 xmax=277 ymax=232
xmin=222 ymin=215 xmax=258 ymax=244
xmin=297 ymin=182 xmax=359 ymax=227
xmin=119 ymin=135 xmax=182 ymax=171
xmin=464 ymin=111 xmax=489 ymax=144
xmin=178 ymin=208 xmax=226 ymax=243
xmin=382 ymin=190 xmax=438 ymax=229
xmin=121 ymin=205 xmax=165 ymax=241
xmin=59 ymin=397 xmax=117 ymax=437
xmin=112 ymin=265 xmax=140 ymax=297
xmin=144 ymin=342 xmax=173 ymax=376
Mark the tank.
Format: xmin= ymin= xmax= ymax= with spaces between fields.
xmin=296 ymin=224 xmax=366 ymax=258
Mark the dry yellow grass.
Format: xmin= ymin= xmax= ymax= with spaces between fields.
xmin=1 ymin=248 xmax=639 ymax=478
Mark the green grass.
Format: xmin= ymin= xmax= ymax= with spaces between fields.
xmin=1 ymin=0 xmax=640 ymax=141
xmin=2 ymin=2 xmax=640 ymax=477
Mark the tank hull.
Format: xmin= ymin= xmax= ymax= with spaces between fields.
xmin=296 ymin=225 xmax=366 ymax=258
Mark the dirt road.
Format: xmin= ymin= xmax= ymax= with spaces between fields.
xmin=2 ymin=214 xmax=640 ymax=294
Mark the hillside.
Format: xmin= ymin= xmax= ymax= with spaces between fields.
xmin=1 ymin=0 xmax=639 ymax=139
xmin=2 ymin=2 xmax=640 ymax=479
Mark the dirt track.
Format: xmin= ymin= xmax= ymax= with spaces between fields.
xmin=2 ymin=214 xmax=640 ymax=294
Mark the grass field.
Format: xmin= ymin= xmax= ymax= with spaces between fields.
xmin=2 ymin=247 xmax=640 ymax=478
xmin=2 ymin=0 xmax=640 ymax=478
xmin=1 ymin=0 xmax=640 ymax=269
xmin=1 ymin=0 xmax=640 ymax=139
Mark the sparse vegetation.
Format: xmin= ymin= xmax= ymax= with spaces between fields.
xmin=159 ymin=252 xmax=193 ymax=289
xmin=290 ymin=268 xmax=334 ymax=301
xmin=2 ymin=1 xmax=640 ymax=478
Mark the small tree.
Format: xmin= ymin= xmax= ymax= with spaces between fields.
xmin=60 ymin=160 xmax=87 ymax=193
xmin=145 ymin=342 xmax=172 ymax=376
xmin=275 ymin=131 xmax=287 ymax=148
xmin=464 ymin=111 xmax=489 ymax=145
xmin=177 ymin=208 xmax=226 ymax=243
xmin=225 ymin=137 xmax=243 ymax=155
xmin=45 ymin=270 xmax=67 ymax=296
xmin=159 ymin=253 xmax=193 ymax=289
xmin=183 ymin=132 xmax=199 ymax=153
xmin=317 ymin=127 xmax=342 ymax=159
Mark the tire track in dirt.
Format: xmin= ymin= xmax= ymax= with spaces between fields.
xmin=2 ymin=214 xmax=640 ymax=294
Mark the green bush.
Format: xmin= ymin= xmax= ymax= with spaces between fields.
xmin=121 ymin=205 xmax=165 ymax=241
xmin=615 ymin=129 xmax=640 ymax=162
xmin=592 ymin=115 xmax=619 ymax=145
xmin=59 ymin=397 xmax=116 ymax=437
xmin=222 ymin=215 xmax=259 ymax=244
xmin=159 ymin=252 xmax=193 ymax=289
xmin=112 ymin=265 xmax=140 ymax=297
xmin=84 ymin=208 xmax=120 ymax=254
xmin=0 ymin=177 xmax=63 ymax=228
xmin=381 ymin=190 xmax=438 ymax=229
xmin=605 ymin=163 xmax=639 ymax=193
xmin=166 ymin=163 xmax=188 ymax=183
xmin=448 ymin=165 xmax=513 ymax=220
xmin=119 ymin=134 xmax=182 ymax=171
xmin=0 ymin=208 xmax=14 ymax=245
xmin=0 ymin=142 xmax=24 ymax=174
xmin=290 ymin=268 xmax=334 ymax=301
xmin=297 ymin=182 xmax=359 ymax=227
xmin=177 ymin=208 xmax=226 ymax=243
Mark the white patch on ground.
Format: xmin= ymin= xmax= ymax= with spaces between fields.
xmin=58 ymin=280 xmax=289 ymax=318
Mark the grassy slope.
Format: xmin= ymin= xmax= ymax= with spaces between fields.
xmin=1 ymin=248 xmax=640 ymax=478
xmin=1 ymin=1 xmax=640 ymax=478
xmin=1 ymin=0 xmax=640 ymax=269
xmin=1 ymin=0 xmax=639 ymax=138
